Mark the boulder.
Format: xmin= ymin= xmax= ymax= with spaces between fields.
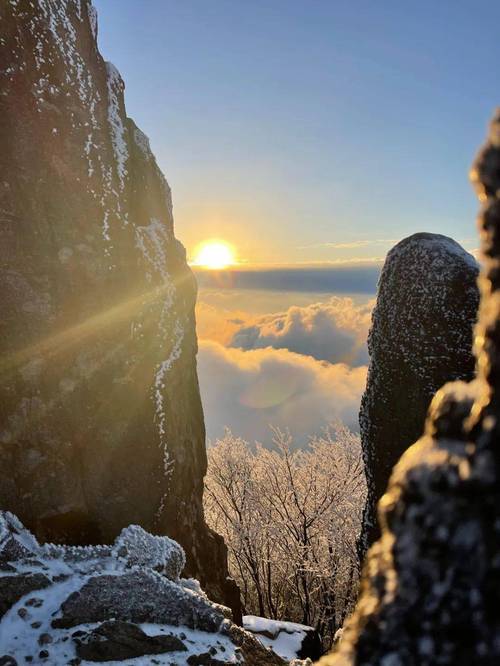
xmin=359 ymin=232 xmax=479 ymax=551
xmin=75 ymin=620 xmax=187 ymax=661
xmin=52 ymin=570 xmax=225 ymax=632
xmin=0 ymin=574 xmax=51 ymax=619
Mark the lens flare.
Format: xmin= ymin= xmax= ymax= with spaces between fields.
xmin=192 ymin=240 xmax=236 ymax=269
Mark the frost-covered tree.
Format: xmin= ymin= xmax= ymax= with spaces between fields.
xmin=204 ymin=424 xmax=366 ymax=647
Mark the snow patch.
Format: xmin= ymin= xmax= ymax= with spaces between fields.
xmin=113 ymin=524 xmax=185 ymax=581
xmin=106 ymin=61 xmax=128 ymax=190
xmin=244 ymin=615 xmax=312 ymax=661
xmin=88 ymin=3 xmax=98 ymax=40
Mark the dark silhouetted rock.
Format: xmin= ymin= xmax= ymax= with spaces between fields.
xmin=0 ymin=0 xmax=239 ymax=615
xmin=359 ymin=232 xmax=479 ymax=552
xmin=75 ymin=620 xmax=187 ymax=661
xmin=319 ymin=110 xmax=500 ymax=665
xmin=187 ymin=653 xmax=231 ymax=665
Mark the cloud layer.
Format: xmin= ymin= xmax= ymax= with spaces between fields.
xmin=229 ymin=296 xmax=373 ymax=366
xmin=197 ymin=340 xmax=367 ymax=446
xmin=194 ymin=264 xmax=381 ymax=294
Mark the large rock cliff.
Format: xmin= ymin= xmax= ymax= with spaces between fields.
xmin=0 ymin=0 xmax=239 ymax=616
xmin=359 ymin=233 xmax=479 ymax=551
xmin=319 ymin=111 xmax=500 ymax=665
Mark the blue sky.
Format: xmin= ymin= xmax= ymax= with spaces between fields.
xmin=94 ymin=0 xmax=500 ymax=265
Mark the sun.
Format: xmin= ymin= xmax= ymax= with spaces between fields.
xmin=192 ymin=240 xmax=236 ymax=269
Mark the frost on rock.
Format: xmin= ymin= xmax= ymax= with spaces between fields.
xmin=1 ymin=0 xmax=240 ymax=618
xmin=133 ymin=125 xmax=153 ymax=161
xmin=359 ymin=232 xmax=479 ymax=553
xmin=135 ymin=218 xmax=185 ymax=478
xmin=319 ymin=111 xmax=500 ymax=665
xmin=0 ymin=511 xmax=277 ymax=664
xmin=0 ymin=512 xmax=40 ymax=565
xmin=113 ymin=524 xmax=186 ymax=580
xmin=105 ymin=61 xmax=128 ymax=190
xmin=87 ymin=2 xmax=98 ymax=41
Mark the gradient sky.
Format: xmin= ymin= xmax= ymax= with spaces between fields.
xmin=94 ymin=0 xmax=500 ymax=265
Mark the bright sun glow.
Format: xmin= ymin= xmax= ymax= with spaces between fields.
xmin=192 ymin=240 xmax=236 ymax=269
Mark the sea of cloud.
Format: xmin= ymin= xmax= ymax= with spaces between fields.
xmin=229 ymin=296 xmax=373 ymax=367
xmin=198 ymin=340 xmax=367 ymax=446
xmin=195 ymin=286 xmax=374 ymax=446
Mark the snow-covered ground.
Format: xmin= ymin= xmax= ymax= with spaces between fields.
xmin=0 ymin=513 xmax=285 ymax=664
xmin=243 ymin=615 xmax=313 ymax=661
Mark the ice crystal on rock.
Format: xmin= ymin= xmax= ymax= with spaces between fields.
xmin=105 ymin=61 xmax=128 ymax=190
xmin=87 ymin=2 xmax=97 ymax=41
xmin=0 ymin=512 xmax=281 ymax=664
xmin=319 ymin=110 xmax=500 ymax=666
xmin=358 ymin=232 xmax=479 ymax=553
xmin=112 ymin=524 xmax=185 ymax=580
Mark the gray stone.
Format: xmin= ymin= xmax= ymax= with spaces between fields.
xmin=0 ymin=574 xmax=51 ymax=619
xmin=75 ymin=620 xmax=187 ymax=661
xmin=52 ymin=571 xmax=224 ymax=632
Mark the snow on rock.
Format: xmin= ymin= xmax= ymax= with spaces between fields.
xmin=243 ymin=616 xmax=322 ymax=662
xmin=133 ymin=126 xmax=153 ymax=161
xmin=319 ymin=111 xmax=500 ymax=665
xmin=359 ymin=232 xmax=479 ymax=553
xmin=105 ymin=61 xmax=128 ymax=190
xmin=0 ymin=0 xmax=240 ymax=617
xmin=112 ymin=524 xmax=185 ymax=580
xmin=0 ymin=512 xmax=285 ymax=664
xmin=87 ymin=2 xmax=98 ymax=41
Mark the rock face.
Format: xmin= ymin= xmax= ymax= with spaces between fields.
xmin=0 ymin=512 xmax=286 ymax=664
xmin=319 ymin=111 xmax=500 ymax=665
xmin=0 ymin=0 xmax=238 ymax=614
xmin=359 ymin=232 xmax=479 ymax=551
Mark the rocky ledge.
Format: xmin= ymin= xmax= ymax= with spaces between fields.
xmin=0 ymin=512 xmax=290 ymax=665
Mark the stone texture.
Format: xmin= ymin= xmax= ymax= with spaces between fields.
xmin=223 ymin=624 xmax=288 ymax=665
xmin=0 ymin=574 xmax=51 ymax=619
xmin=0 ymin=512 xmax=279 ymax=663
xmin=52 ymin=570 xmax=225 ymax=631
xmin=0 ymin=0 xmax=238 ymax=615
xmin=318 ymin=111 xmax=500 ymax=665
xmin=75 ymin=620 xmax=187 ymax=661
xmin=359 ymin=232 xmax=479 ymax=552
